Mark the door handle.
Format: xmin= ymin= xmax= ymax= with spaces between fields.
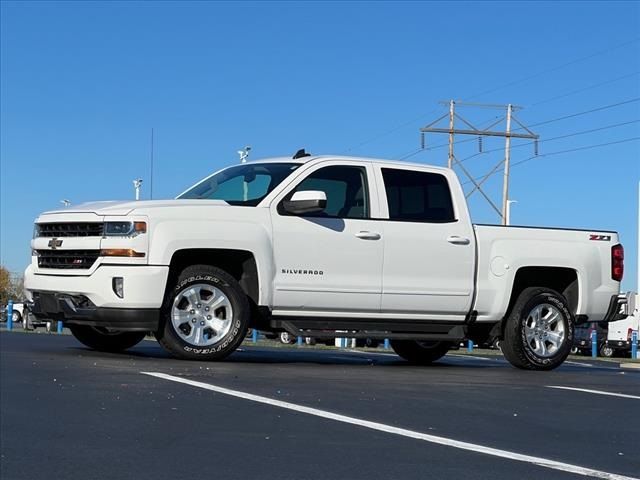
xmin=355 ymin=231 xmax=381 ymax=240
xmin=447 ymin=235 xmax=470 ymax=245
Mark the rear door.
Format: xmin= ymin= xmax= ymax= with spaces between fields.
xmin=375 ymin=166 xmax=475 ymax=321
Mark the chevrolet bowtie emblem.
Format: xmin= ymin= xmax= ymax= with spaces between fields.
xmin=48 ymin=238 xmax=63 ymax=249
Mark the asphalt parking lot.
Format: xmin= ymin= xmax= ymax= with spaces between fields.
xmin=1 ymin=331 xmax=638 ymax=480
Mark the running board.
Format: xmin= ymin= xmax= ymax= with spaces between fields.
xmin=270 ymin=317 xmax=467 ymax=342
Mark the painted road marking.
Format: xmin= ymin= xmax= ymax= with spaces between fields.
xmin=347 ymin=349 xmax=397 ymax=357
xmin=564 ymin=361 xmax=594 ymax=367
xmin=447 ymin=354 xmax=493 ymax=361
xmin=547 ymin=386 xmax=640 ymax=400
xmin=142 ymin=371 xmax=637 ymax=480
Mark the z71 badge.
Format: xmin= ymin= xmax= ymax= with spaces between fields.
xmin=589 ymin=234 xmax=611 ymax=241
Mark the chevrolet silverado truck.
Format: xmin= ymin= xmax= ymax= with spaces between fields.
xmin=24 ymin=153 xmax=634 ymax=370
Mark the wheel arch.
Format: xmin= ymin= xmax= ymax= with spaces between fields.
xmin=507 ymin=266 xmax=579 ymax=315
xmin=491 ymin=266 xmax=579 ymax=341
xmin=166 ymin=249 xmax=260 ymax=305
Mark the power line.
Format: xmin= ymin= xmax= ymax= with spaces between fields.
xmin=401 ymin=98 xmax=640 ymax=160
xmin=526 ymin=98 xmax=640 ymax=128
xmin=398 ymin=114 xmax=504 ymax=160
xmin=529 ymin=71 xmax=640 ymax=107
xmin=458 ymin=119 xmax=640 ymax=163
xmin=465 ymin=37 xmax=640 ymax=101
xmin=461 ymin=136 xmax=640 ymax=186
xmin=344 ymin=38 xmax=640 ymax=154
xmin=512 ymin=137 xmax=640 ymax=167
xmin=343 ymin=108 xmax=440 ymax=153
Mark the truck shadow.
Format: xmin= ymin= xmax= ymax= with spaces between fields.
xmin=67 ymin=343 xmax=500 ymax=369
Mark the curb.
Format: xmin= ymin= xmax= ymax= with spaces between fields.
xmin=620 ymin=363 xmax=640 ymax=370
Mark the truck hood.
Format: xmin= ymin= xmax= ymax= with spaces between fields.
xmin=42 ymin=199 xmax=231 ymax=216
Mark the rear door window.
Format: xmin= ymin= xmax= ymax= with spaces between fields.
xmin=381 ymin=168 xmax=455 ymax=223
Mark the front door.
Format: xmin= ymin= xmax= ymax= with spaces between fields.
xmin=270 ymin=162 xmax=383 ymax=314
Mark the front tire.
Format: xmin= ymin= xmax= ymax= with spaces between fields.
xmin=69 ymin=325 xmax=146 ymax=352
xmin=501 ymin=287 xmax=574 ymax=370
xmin=280 ymin=331 xmax=296 ymax=344
xmin=155 ymin=265 xmax=250 ymax=360
xmin=600 ymin=345 xmax=614 ymax=358
xmin=390 ymin=340 xmax=451 ymax=364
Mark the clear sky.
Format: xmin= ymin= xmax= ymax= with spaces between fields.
xmin=1 ymin=1 xmax=639 ymax=291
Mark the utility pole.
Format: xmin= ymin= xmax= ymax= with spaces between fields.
xmin=502 ymin=104 xmax=513 ymax=226
xmin=448 ymin=100 xmax=455 ymax=169
xmin=420 ymin=100 xmax=539 ymax=225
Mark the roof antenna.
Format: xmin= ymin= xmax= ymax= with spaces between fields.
xmin=292 ymin=148 xmax=311 ymax=159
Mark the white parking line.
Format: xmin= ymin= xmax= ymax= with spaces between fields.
xmin=142 ymin=371 xmax=637 ymax=480
xmin=446 ymin=354 xmax=493 ymax=361
xmin=346 ymin=349 xmax=397 ymax=357
xmin=547 ymin=386 xmax=640 ymax=400
xmin=564 ymin=361 xmax=594 ymax=367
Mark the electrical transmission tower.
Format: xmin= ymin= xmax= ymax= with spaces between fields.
xmin=420 ymin=100 xmax=539 ymax=225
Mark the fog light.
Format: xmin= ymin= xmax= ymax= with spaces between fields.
xmin=112 ymin=277 xmax=124 ymax=298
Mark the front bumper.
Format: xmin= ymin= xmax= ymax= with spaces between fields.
xmin=30 ymin=292 xmax=159 ymax=331
xmin=24 ymin=264 xmax=169 ymax=308
xmin=605 ymin=339 xmax=631 ymax=350
xmin=24 ymin=264 xmax=169 ymax=331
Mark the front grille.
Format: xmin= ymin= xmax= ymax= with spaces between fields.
xmin=37 ymin=250 xmax=100 ymax=269
xmin=37 ymin=223 xmax=104 ymax=237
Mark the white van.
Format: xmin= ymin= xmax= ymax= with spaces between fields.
xmin=604 ymin=294 xmax=639 ymax=358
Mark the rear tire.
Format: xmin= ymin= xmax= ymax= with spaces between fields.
xmin=69 ymin=325 xmax=146 ymax=352
xmin=155 ymin=265 xmax=250 ymax=360
xmin=390 ymin=340 xmax=451 ymax=364
xmin=501 ymin=287 xmax=574 ymax=371
xmin=12 ymin=311 xmax=21 ymax=324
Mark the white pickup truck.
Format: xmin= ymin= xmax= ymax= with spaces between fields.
xmin=24 ymin=152 xmax=634 ymax=370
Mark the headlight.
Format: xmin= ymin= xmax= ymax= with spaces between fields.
xmin=33 ymin=224 xmax=40 ymax=239
xmin=103 ymin=221 xmax=147 ymax=237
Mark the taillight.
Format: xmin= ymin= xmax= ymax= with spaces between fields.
xmin=628 ymin=328 xmax=633 ymax=341
xmin=611 ymin=244 xmax=624 ymax=281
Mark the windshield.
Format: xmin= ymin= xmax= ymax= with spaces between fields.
xmin=178 ymin=162 xmax=301 ymax=206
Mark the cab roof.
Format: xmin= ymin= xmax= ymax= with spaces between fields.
xmin=244 ymin=154 xmax=450 ymax=174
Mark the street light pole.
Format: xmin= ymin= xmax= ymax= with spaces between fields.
xmin=237 ymin=146 xmax=252 ymax=201
xmin=133 ymin=179 xmax=143 ymax=201
xmin=506 ymin=199 xmax=517 ymax=226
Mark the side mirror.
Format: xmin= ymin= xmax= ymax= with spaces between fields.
xmin=282 ymin=190 xmax=327 ymax=215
